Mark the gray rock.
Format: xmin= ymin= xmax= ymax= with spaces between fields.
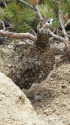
xmin=0 ymin=72 xmax=44 ymax=125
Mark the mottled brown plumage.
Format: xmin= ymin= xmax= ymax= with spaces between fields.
xmin=10 ymin=18 xmax=55 ymax=99
xmin=14 ymin=21 xmax=54 ymax=83
xmin=19 ymin=30 xmax=54 ymax=89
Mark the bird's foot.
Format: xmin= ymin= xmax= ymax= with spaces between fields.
xmin=33 ymin=95 xmax=42 ymax=101
xmin=28 ymin=93 xmax=42 ymax=102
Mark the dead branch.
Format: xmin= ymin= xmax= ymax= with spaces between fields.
xmin=64 ymin=19 xmax=70 ymax=28
xmin=52 ymin=0 xmax=70 ymax=40
xmin=50 ymin=44 xmax=65 ymax=55
xmin=48 ymin=29 xmax=65 ymax=42
xmin=58 ymin=1 xmax=69 ymax=41
xmin=57 ymin=29 xmax=70 ymax=38
xmin=3 ymin=0 xmax=7 ymax=8
xmin=35 ymin=5 xmax=43 ymax=19
xmin=0 ymin=30 xmax=37 ymax=41
xmin=18 ymin=0 xmax=36 ymax=11
xmin=0 ymin=20 xmax=6 ymax=30
xmin=48 ymin=29 xmax=70 ymax=49
xmin=49 ymin=37 xmax=54 ymax=41
xmin=30 ymin=29 xmax=37 ymax=36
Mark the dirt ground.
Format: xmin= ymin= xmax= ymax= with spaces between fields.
xmin=32 ymin=60 xmax=70 ymax=125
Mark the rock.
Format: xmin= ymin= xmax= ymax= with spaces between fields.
xmin=0 ymin=72 xmax=44 ymax=125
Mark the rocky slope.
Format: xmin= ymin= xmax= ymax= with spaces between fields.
xmin=0 ymin=72 xmax=44 ymax=125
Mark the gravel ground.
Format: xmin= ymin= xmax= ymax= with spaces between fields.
xmin=32 ymin=61 xmax=70 ymax=125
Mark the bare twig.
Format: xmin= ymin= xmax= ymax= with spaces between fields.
xmin=30 ymin=29 xmax=37 ymax=36
xmin=48 ymin=29 xmax=65 ymax=42
xmin=58 ymin=29 xmax=70 ymax=38
xmin=35 ymin=5 xmax=43 ymax=19
xmin=49 ymin=37 xmax=54 ymax=41
xmin=3 ymin=0 xmax=7 ymax=8
xmin=58 ymin=1 xmax=69 ymax=41
xmin=64 ymin=19 xmax=70 ymax=28
xmin=18 ymin=0 xmax=36 ymax=11
xmin=48 ymin=29 xmax=70 ymax=49
xmin=49 ymin=29 xmax=70 ymax=41
xmin=0 ymin=20 xmax=6 ymax=30
xmin=0 ymin=30 xmax=37 ymax=41
xmin=50 ymin=44 xmax=65 ymax=55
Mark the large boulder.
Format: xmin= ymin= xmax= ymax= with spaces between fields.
xmin=0 ymin=72 xmax=44 ymax=125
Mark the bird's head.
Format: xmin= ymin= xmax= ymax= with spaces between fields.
xmin=36 ymin=18 xmax=55 ymax=48
xmin=46 ymin=18 xmax=55 ymax=26
xmin=37 ymin=18 xmax=55 ymax=30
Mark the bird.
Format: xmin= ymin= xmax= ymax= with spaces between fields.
xmin=10 ymin=18 xmax=55 ymax=100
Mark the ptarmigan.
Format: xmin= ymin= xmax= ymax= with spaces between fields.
xmin=11 ymin=18 xmax=55 ymax=100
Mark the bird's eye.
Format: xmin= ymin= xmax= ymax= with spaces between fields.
xmin=48 ymin=21 xmax=50 ymax=23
